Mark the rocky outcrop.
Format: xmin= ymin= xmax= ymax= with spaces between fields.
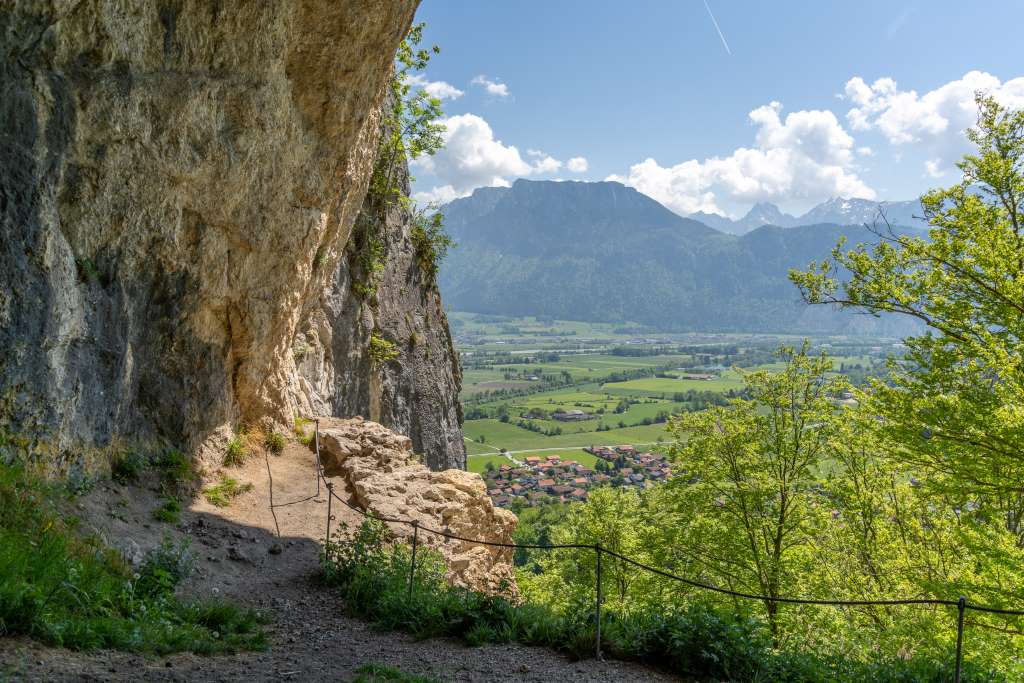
xmin=293 ymin=159 xmax=465 ymax=470
xmin=318 ymin=417 xmax=517 ymax=596
xmin=0 ymin=1 xmax=466 ymax=476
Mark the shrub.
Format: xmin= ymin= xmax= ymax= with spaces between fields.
xmin=263 ymin=431 xmax=286 ymax=455
xmin=322 ymin=520 xmax=1003 ymax=683
xmin=223 ymin=437 xmax=247 ymax=467
xmin=152 ymin=497 xmax=181 ymax=524
xmin=368 ymin=332 xmax=400 ymax=366
xmin=203 ymin=475 xmax=253 ymax=508
xmin=0 ymin=464 xmax=264 ymax=653
xmin=110 ymin=451 xmax=146 ymax=484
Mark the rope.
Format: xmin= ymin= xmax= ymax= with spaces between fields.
xmin=290 ymin=420 xmax=1024 ymax=619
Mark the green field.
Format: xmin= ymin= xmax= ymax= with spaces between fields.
xmin=463 ymin=419 xmax=673 ymax=452
xmin=454 ymin=314 xmax=894 ymax=464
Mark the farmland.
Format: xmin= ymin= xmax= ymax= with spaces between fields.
xmin=451 ymin=313 xmax=898 ymax=472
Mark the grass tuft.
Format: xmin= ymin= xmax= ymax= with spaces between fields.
xmin=223 ymin=437 xmax=247 ymax=467
xmin=152 ymin=497 xmax=181 ymax=524
xmin=203 ymin=475 xmax=253 ymax=508
xmin=352 ymin=663 xmax=441 ymax=683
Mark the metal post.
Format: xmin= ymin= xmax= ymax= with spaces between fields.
xmin=325 ymin=482 xmax=334 ymax=549
xmin=954 ymin=595 xmax=966 ymax=683
xmin=408 ymin=521 xmax=419 ymax=599
xmin=314 ymin=418 xmax=321 ymax=495
xmin=595 ymin=543 xmax=603 ymax=660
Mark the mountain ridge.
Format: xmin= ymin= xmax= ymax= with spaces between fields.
xmin=438 ymin=180 xmax=921 ymax=334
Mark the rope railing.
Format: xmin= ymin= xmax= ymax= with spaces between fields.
xmin=266 ymin=419 xmax=1024 ymax=681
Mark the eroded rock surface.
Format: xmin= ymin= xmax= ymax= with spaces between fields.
xmin=0 ymin=1 xmax=442 ymax=474
xmin=318 ymin=417 xmax=517 ymax=596
xmin=294 ymin=159 xmax=465 ymax=470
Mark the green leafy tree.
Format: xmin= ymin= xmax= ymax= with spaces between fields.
xmin=665 ymin=344 xmax=847 ymax=640
xmin=791 ymin=95 xmax=1024 ymax=539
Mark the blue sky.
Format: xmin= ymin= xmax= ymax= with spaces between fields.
xmin=408 ymin=1 xmax=1024 ymax=218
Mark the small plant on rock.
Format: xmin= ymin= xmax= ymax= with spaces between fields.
xmin=224 ymin=437 xmax=247 ymax=467
xmin=369 ymin=332 xmax=400 ymax=366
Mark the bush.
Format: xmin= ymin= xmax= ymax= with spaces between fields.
xmin=0 ymin=464 xmax=265 ymax=653
xmin=369 ymin=332 xmax=400 ymax=366
xmin=263 ymin=431 xmax=286 ymax=455
xmin=322 ymin=520 xmax=1003 ymax=683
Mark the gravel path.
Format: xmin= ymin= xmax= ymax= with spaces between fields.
xmin=0 ymin=440 xmax=678 ymax=682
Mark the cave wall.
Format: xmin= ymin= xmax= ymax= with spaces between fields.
xmin=0 ymin=0 xmax=436 ymax=475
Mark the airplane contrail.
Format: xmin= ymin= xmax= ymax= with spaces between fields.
xmin=703 ymin=0 xmax=732 ymax=56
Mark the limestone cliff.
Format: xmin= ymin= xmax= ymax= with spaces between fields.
xmin=0 ymin=1 xmax=464 ymax=476
xmin=292 ymin=161 xmax=466 ymax=470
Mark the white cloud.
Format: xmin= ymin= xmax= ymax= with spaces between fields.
xmin=607 ymin=101 xmax=874 ymax=216
xmin=844 ymin=71 xmax=1024 ymax=152
xmin=566 ymin=157 xmax=589 ymax=173
xmin=407 ymin=74 xmax=464 ymax=100
xmin=413 ymin=114 xmax=588 ymax=203
xmin=856 ymin=146 xmax=874 ymax=157
xmin=412 ymin=184 xmax=462 ymax=206
xmin=471 ymin=75 xmax=510 ymax=98
xmin=924 ymin=159 xmax=946 ymax=179
xmin=531 ymin=155 xmax=562 ymax=174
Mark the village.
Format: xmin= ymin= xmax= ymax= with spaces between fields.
xmin=481 ymin=444 xmax=674 ymax=508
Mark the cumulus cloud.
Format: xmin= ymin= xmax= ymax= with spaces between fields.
xmin=924 ymin=159 xmax=946 ymax=179
xmin=412 ymin=114 xmax=588 ymax=204
xmin=471 ymin=75 xmax=510 ymax=97
xmin=407 ymin=74 xmax=464 ymax=100
xmin=844 ymin=71 xmax=1024 ymax=148
xmin=607 ymin=101 xmax=874 ymax=216
xmin=566 ymin=157 xmax=589 ymax=173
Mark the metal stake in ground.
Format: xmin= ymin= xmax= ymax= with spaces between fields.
xmin=595 ymin=542 xmax=603 ymax=661
xmin=409 ymin=521 xmax=420 ymax=599
xmin=954 ymin=595 xmax=966 ymax=683
xmin=325 ymin=482 xmax=334 ymax=549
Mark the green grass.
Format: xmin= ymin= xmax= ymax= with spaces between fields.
xmin=351 ymin=663 xmax=441 ymax=683
xmin=463 ymin=419 xmax=673 ymax=453
xmin=467 ymin=454 xmax=516 ymax=474
xmin=202 ymin=475 xmax=253 ymax=507
xmin=152 ymin=496 xmax=182 ymax=524
xmin=0 ymin=464 xmax=265 ymax=653
xmin=601 ymin=373 xmax=743 ymax=397
xmin=223 ymin=437 xmax=247 ymax=467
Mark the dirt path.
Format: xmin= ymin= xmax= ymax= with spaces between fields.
xmin=0 ymin=438 xmax=677 ymax=682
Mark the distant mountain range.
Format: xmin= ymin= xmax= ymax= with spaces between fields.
xmin=690 ymin=197 xmax=926 ymax=235
xmin=438 ymin=180 xmax=924 ymax=334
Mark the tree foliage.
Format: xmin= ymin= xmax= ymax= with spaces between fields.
xmin=791 ymin=95 xmax=1024 ymax=539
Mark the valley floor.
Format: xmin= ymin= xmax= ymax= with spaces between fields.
xmin=0 ymin=439 xmax=675 ymax=682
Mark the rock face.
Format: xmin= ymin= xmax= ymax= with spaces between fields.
xmin=293 ymin=162 xmax=465 ymax=470
xmin=0 ymin=1 xmax=467 ymax=475
xmin=318 ymin=417 xmax=517 ymax=596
